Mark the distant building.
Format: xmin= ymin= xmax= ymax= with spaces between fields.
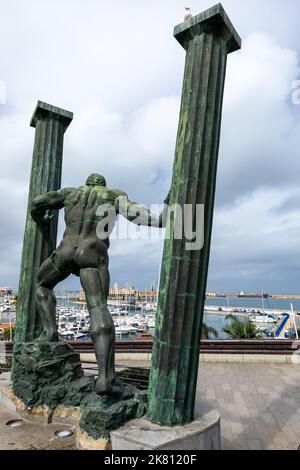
xmin=109 ymin=286 xmax=136 ymax=297
xmin=0 ymin=287 xmax=13 ymax=297
xmin=79 ymin=286 xmax=136 ymax=301
xmin=79 ymin=283 xmax=158 ymax=302
xmin=238 ymin=292 xmax=269 ymax=299
xmin=79 ymin=288 xmax=86 ymax=301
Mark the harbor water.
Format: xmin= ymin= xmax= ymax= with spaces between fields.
xmin=2 ymin=295 xmax=299 ymax=341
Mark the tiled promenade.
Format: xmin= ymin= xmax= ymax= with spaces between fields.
xmin=1 ymin=362 xmax=300 ymax=450
xmin=196 ymin=363 xmax=300 ymax=450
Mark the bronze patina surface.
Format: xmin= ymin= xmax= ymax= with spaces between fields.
xmin=30 ymin=173 xmax=168 ymax=395
xmin=147 ymin=4 xmax=241 ymax=426
xmin=15 ymin=101 xmax=73 ymax=342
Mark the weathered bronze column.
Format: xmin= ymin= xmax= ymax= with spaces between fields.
xmin=15 ymin=101 xmax=73 ymax=342
xmin=148 ymin=4 xmax=241 ymax=426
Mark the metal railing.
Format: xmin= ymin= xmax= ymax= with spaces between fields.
xmin=2 ymin=339 xmax=300 ymax=357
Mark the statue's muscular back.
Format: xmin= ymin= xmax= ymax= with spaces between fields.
xmin=54 ymin=185 xmax=124 ymax=275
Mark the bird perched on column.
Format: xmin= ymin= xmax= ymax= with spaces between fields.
xmin=184 ymin=7 xmax=193 ymax=21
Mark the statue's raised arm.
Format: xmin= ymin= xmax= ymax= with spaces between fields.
xmin=115 ymin=191 xmax=170 ymax=228
xmin=30 ymin=188 xmax=72 ymax=224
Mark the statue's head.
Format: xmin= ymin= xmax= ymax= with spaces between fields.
xmin=86 ymin=173 xmax=107 ymax=188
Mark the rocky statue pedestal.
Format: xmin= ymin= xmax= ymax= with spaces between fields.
xmin=77 ymin=389 xmax=148 ymax=450
xmin=12 ymin=342 xmax=93 ymax=410
xmin=9 ymin=342 xmax=148 ymax=449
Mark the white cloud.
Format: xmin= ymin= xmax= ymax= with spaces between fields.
xmin=217 ymin=32 xmax=300 ymax=205
xmin=63 ymin=96 xmax=178 ymax=197
xmin=225 ymin=33 xmax=299 ymax=108
xmin=209 ymin=186 xmax=300 ymax=290
xmin=207 ymin=32 xmax=300 ymax=292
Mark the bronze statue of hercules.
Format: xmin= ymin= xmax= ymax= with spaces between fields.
xmin=30 ymin=173 xmax=168 ymax=395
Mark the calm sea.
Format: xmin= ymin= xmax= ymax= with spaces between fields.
xmin=205 ymin=297 xmax=300 ymax=311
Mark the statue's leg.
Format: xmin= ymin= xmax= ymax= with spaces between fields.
xmin=99 ymin=265 xmax=117 ymax=388
xmin=36 ymin=256 xmax=69 ymax=342
xmin=80 ymin=267 xmax=122 ymax=396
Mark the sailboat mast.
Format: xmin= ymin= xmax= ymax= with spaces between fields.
xmin=262 ymin=289 xmax=265 ymax=313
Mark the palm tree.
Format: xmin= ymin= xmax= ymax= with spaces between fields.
xmin=2 ymin=327 xmax=15 ymax=341
xmin=202 ymin=323 xmax=219 ymax=339
xmin=223 ymin=314 xmax=259 ymax=340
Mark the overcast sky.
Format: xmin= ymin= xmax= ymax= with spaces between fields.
xmin=1 ymin=0 xmax=300 ymax=294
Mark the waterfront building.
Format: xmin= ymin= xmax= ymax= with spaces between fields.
xmin=0 ymin=287 xmax=13 ymax=297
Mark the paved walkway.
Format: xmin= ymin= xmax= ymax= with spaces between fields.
xmin=196 ymin=363 xmax=300 ymax=450
xmin=0 ymin=404 xmax=76 ymax=450
xmin=1 ymin=363 xmax=300 ymax=450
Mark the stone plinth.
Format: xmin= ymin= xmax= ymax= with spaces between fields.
xmin=12 ymin=342 xmax=93 ymax=409
xmin=111 ymin=411 xmax=221 ymax=450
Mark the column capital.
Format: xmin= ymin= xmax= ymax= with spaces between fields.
xmin=174 ymin=3 xmax=241 ymax=54
xmin=30 ymin=100 xmax=73 ymax=131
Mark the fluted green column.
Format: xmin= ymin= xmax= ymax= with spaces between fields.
xmin=15 ymin=101 xmax=73 ymax=342
xmin=148 ymin=4 xmax=241 ymax=426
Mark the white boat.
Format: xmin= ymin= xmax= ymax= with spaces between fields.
xmin=142 ymin=303 xmax=157 ymax=313
xmin=74 ymin=332 xmax=89 ymax=340
xmin=59 ymin=330 xmax=75 ymax=340
xmin=58 ymin=322 xmax=68 ymax=331
xmin=127 ymin=326 xmax=139 ymax=334
xmin=147 ymin=319 xmax=156 ymax=328
xmin=250 ymin=314 xmax=277 ymax=324
xmin=115 ymin=325 xmax=130 ymax=336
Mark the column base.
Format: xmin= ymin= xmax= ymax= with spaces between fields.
xmin=111 ymin=411 xmax=221 ymax=450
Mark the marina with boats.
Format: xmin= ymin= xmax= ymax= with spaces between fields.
xmin=1 ymin=288 xmax=300 ymax=342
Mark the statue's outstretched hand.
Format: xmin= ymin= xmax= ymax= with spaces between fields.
xmin=159 ymin=190 xmax=171 ymax=228
xmin=30 ymin=203 xmax=54 ymax=225
xmin=43 ymin=210 xmax=55 ymax=222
